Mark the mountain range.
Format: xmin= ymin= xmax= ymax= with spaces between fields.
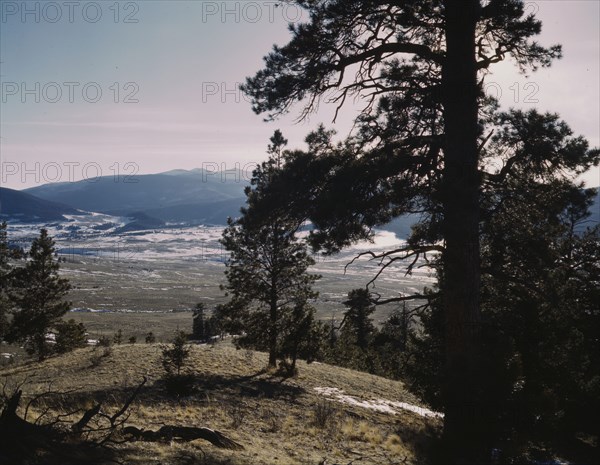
xmin=1 ymin=169 xmax=598 ymax=238
xmin=23 ymin=168 xmax=249 ymax=224
xmin=0 ymin=187 xmax=81 ymax=222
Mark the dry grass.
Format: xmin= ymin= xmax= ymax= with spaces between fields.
xmin=0 ymin=343 xmax=441 ymax=465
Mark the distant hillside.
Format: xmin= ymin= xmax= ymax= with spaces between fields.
xmin=25 ymin=169 xmax=249 ymax=220
xmin=382 ymin=214 xmax=420 ymax=239
xmin=22 ymin=168 xmax=417 ymax=233
xmin=0 ymin=187 xmax=80 ymax=222
xmin=144 ymin=197 xmax=245 ymax=224
xmin=112 ymin=211 xmax=166 ymax=234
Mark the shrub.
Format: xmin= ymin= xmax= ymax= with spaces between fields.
xmin=145 ymin=332 xmax=156 ymax=343
xmin=226 ymin=401 xmax=247 ymax=429
xmin=261 ymin=407 xmax=282 ymax=433
xmin=113 ymin=329 xmax=123 ymax=345
xmin=0 ymin=354 xmax=14 ymax=367
xmin=90 ymin=345 xmax=112 ymax=368
xmin=128 ymin=336 xmax=137 ymax=344
xmin=312 ymin=399 xmax=338 ymax=429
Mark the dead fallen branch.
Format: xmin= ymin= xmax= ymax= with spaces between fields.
xmin=0 ymin=377 xmax=243 ymax=464
xmin=122 ymin=425 xmax=244 ymax=450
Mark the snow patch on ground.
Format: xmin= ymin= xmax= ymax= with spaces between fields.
xmin=314 ymin=386 xmax=443 ymax=419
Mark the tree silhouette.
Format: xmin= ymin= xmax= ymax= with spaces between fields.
xmin=220 ymin=131 xmax=320 ymax=368
xmin=341 ymin=288 xmax=376 ymax=352
xmin=242 ymin=1 xmax=571 ymax=460
xmin=0 ymin=222 xmax=11 ymax=340
xmin=162 ymin=331 xmax=191 ymax=377
xmin=54 ymin=319 xmax=87 ymax=354
xmin=405 ymin=110 xmax=599 ymax=459
xmin=8 ymin=229 xmax=71 ymax=359
xmin=192 ymin=303 xmax=207 ymax=341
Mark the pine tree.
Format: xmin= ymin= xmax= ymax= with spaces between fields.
xmin=405 ymin=111 xmax=600 ymax=458
xmin=54 ymin=319 xmax=87 ymax=354
xmin=279 ymin=298 xmax=329 ymax=375
xmin=192 ymin=303 xmax=207 ymax=341
xmin=0 ymin=222 xmax=11 ymax=340
xmin=161 ymin=331 xmax=191 ymax=377
xmin=242 ymin=2 xmax=573 ymax=459
xmin=220 ymin=131 xmax=320 ymax=368
xmin=330 ymin=289 xmax=376 ymax=372
xmin=372 ymin=303 xmax=413 ymax=379
xmin=340 ymin=289 xmax=376 ymax=352
xmin=8 ymin=229 xmax=71 ymax=359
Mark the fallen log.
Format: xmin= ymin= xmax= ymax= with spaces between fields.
xmin=0 ymin=377 xmax=244 ymax=463
xmin=122 ymin=425 xmax=244 ymax=450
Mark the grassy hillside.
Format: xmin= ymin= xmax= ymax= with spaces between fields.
xmin=0 ymin=343 xmax=441 ymax=465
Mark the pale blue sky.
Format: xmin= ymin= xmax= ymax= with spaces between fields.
xmin=1 ymin=1 xmax=598 ymax=189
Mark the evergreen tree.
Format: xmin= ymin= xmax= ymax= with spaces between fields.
xmin=8 ymin=229 xmax=71 ymax=359
xmin=372 ymin=303 xmax=413 ymax=379
xmin=381 ymin=303 xmax=410 ymax=352
xmin=340 ymin=289 xmax=376 ymax=352
xmin=482 ymin=183 xmax=599 ymax=456
xmin=220 ymin=131 xmax=320 ymax=368
xmin=211 ymin=303 xmax=239 ymax=340
xmin=0 ymin=222 xmax=11 ymax=340
xmin=277 ymin=299 xmax=323 ymax=374
xmin=405 ymin=111 xmax=600 ymax=459
xmin=161 ymin=331 xmax=191 ymax=377
xmin=192 ymin=302 xmax=207 ymax=341
xmin=161 ymin=330 xmax=195 ymax=397
xmin=242 ymin=2 xmax=577 ymax=459
xmin=54 ymin=319 xmax=87 ymax=354
xmin=331 ymin=289 xmax=377 ymax=371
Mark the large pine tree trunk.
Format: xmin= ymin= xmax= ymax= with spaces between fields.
xmin=441 ymin=1 xmax=486 ymax=462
